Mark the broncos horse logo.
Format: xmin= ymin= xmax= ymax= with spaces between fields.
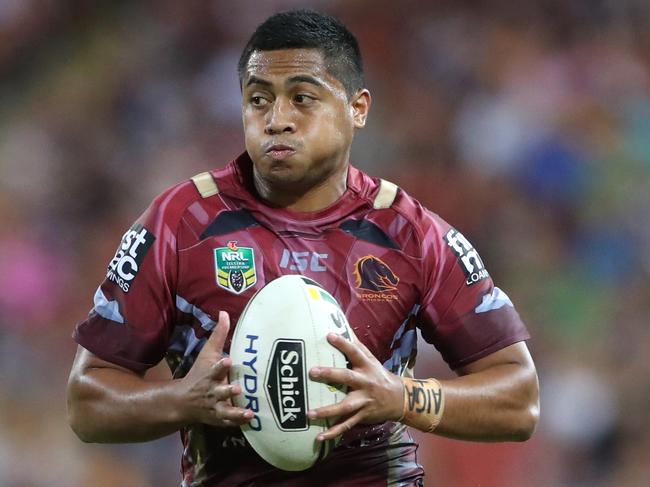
xmin=353 ymin=255 xmax=399 ymax=292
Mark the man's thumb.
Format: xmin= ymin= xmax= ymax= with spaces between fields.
xmin=199 ymin=310 xmax=230 ymax=358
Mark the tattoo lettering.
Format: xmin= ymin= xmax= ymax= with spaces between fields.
xmin=406 ymin=379 xmax=443 ymax=415
xmin=401 ymin=377 xmax=445 ymax=433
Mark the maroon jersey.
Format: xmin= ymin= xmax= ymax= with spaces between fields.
xmin=74 ymin=152 xmax=529 ymax=487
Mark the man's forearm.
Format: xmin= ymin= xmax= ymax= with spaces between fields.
xmin=67 ymin=366 xmax=187 ymax=443
xmin=434 ymin=362 xmax=539 ymax=441
xmin=67 ymin=323 xmax=250 ymax=444
xmin=399 ymin=341 xmax=540 ymax=442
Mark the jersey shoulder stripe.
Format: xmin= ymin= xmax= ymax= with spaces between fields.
xmin=191 ymin=171 xmax=220 ymax=198
xmin=373 ymin=178 xmax=399 ymax=209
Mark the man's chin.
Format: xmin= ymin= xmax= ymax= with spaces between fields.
xmin=264 ymin=170 xmax=305 ymax=189
xmin=259 ymin=158 xmax=304 ymax=183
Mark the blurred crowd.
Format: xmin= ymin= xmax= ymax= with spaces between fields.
xmin=1 ymin=1 xmax=648 ymax=485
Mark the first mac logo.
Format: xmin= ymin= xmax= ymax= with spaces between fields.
xmin=444 ymin=228 xmax=489 ymax=286
xmin=107 ymin=223 xmax=155 ymax=293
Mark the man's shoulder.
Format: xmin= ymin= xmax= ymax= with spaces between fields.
xmin=354 ymin=169 xmax=447 ymax=236
xmin=348 ymin=167 xmax=450 ymax=258
xmin=392 ymin=187 xmax=450 ymax=233
xmin=144 ymin=159 xmax=239 ymax=229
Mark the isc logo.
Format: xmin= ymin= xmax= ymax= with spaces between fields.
xmin=444 ymin=229 xmax=489 ymax=286
xmin=265 ymin=340 xmax=308 ymax=431
xmin=106 ymin=224 xmax=155 ymax=292
xmin=279 ymin=249 xmax=327 ymax=272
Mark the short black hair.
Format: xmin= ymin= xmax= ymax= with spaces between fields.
xmin=238 ymin=9 xmax=365 ymax=97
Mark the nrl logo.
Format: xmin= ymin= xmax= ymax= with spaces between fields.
xmin=214 ymin=241 xmax=257 ymax=294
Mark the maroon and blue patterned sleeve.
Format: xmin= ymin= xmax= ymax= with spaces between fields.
xmin=415 ymin=210 xmax=530 ymax=370
xmin=72 ymin=185 xmax=188 ymax=372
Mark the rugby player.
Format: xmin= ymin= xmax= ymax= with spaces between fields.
xmin=67 ymin=9 xmax=539 ymax=486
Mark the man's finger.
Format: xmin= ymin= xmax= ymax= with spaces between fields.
xmin=209 ymin=356 xmax=233 ymax=381
xmin=310 ymin=365 xmax=360 ymax=388
xmin=326 ymin=332 xmax=369 ymax=366
xmin=199 ymin=311 xmax=231 ymax=358
xmin=308 ymin=393 xmax=366 ymax=421
xmin=207 ymin=405 xmax=255 ymax=427
xmin=209 ymin=380 xmax=240 ymax=400
xmin=316 ymin=411 xmax=364 ymax=441
xmin=353 ymin=335 xmax=375 ymax=360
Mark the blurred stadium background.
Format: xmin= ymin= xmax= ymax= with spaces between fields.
xmin=1 ymin=0 xmax=649 ymax=485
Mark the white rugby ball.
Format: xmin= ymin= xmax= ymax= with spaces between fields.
xmin=229 ymin=274 xmax=354 ymax=471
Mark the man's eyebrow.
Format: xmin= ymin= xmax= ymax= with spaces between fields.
xmin=245 ymin=76 xmax=272 ymax=88
xmin=287 ymin=75 xmax=324 ymax=88
xmin=245 ymin=74 xmax=325 ymax=89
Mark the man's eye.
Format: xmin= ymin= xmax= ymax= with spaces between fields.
xmin=295 ymin=94 xmax=314 ymax=104
xmin=251 ymin=96 xmax=268 ymax=106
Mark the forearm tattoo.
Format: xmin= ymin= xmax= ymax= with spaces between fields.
xmin=399 ymin=378 xmax=445 ymax=433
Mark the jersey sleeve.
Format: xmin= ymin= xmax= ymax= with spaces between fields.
xmin=416 ymin=211 xmax=530 ymax=370
xmin=73 ymin=189 xmax=182 ymax=373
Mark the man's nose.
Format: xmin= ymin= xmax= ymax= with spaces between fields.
xmin=265 ymin=98 xmax=296 ymax=135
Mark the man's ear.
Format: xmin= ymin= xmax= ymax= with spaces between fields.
xmin=351 ymin=89 xmax=371 ymax=128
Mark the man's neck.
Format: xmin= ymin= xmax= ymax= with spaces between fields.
xmin=253 ymin=165 xmax=348 ymax=212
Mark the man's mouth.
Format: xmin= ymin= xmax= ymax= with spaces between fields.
xmin=266 ymin=144 xmax=296 ymax=161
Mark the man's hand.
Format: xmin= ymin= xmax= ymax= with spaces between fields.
xmin=307 ymin=332 xmax=404 ymax=441
xmin=67 ymin=310 xmax=253 ymax=443
xmin=179 ymin=311 xmax=254 ymax=428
